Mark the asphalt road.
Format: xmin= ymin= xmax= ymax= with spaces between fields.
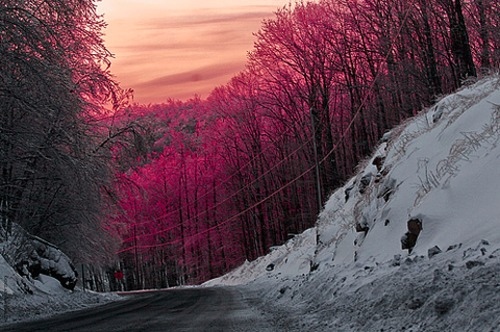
xmin=2 ymin=287 xmax=276 ymax=332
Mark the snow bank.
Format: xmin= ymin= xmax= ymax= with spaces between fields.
xmin=0 ymin=224 xmax=121 ymax=325
xmin=0 ymin=259 xmax=121 ymax=325
xmin=207 ymin=76 xmax=500 ymax=331
xmin=0 ymin=255 xmax=26 ymax=296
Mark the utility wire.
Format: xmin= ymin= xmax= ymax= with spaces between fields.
xmin=119 ymin=127 xmax=314 ymax=244
xmin=118 ymin=3 xmax=413 ymax=253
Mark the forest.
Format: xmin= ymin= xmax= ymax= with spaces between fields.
xmin=1 ymin=0 xmax=499 ymax=289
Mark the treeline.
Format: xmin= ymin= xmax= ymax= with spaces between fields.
xmin=109 ymin=0 xmax=500 ymax=288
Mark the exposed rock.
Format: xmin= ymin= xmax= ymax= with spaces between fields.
xmin=465 ymin=260 xmax=485 ymax=269
xmin=345 ymin=182 xmax=356 ymax=202
xmin=428 ymin=246 xmax=442 ymax=259
xmin=355 ymin=221 xmax=369 ymax=233
xmin=2 ymin=223 xmax=78 ymax=290
xmin=446 ymin=243 xmax=462 ymax=251
xmin=309 ymin=262 xmax=319 ymax=272
xmin=359 ymin=173 xmax=373 ymax=194
xmin=372 ymin=156 xmax=385 ymax=172
xmin=479 ymin=239 xmax=490 ymax=246
xmin=407 ymin=218 xmax=422 ymax=235
xmin=401 ymin=218 xmax=423 ymax=253
xmin=30 ymin=238 xmax=78 ymax=290
xmin=403 ymin=257 xmax=414 ymax=265
xmin=390 ymin=254 xmax=401 ymax=267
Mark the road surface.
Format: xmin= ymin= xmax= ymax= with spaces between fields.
xmin=2 ymin=287 xmax=276 ymax=331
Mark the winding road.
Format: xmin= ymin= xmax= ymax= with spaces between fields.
xmin=2 ymin=287 xmax=276 ymax=332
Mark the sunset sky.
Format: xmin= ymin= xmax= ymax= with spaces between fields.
xmin=97 ymin=0 xmax=288 ymax=104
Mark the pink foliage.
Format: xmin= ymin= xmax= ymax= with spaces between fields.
xmin=106 ymin=0 xmax=499 ymax=286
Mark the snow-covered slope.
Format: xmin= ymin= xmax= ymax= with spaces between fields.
xmin=207 ymin=76 xmax=500 ymax=331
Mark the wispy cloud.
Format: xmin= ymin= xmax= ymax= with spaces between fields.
xmin=141 ymin=8 xmax=275 ymax=30
xmin=102 ymin=4 xmax=281 ymax=103
xmin=136 ymin=62 xmax=245 ymax=89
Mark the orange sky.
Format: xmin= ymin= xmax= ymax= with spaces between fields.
xmin=97 ymin=1 xmax=288 ymax=104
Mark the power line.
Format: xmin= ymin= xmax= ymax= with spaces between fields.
xmin=118 ymin=3 xmax=414 ymax=254
xmin=118 ymin=124 xmax=304 ymax=237
xmin=119 ymin=127 xmax=315 ymax=245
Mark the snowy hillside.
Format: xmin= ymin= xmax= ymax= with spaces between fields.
xmin=207 ymin=76 xmax=500 ymax=331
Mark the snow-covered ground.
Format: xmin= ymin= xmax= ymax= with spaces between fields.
xmin=0 ymin=260 xmax=120 ymax=325
xmin=206 ymin=75 xmax=500 ymax=331
xmin=0 ymin=224 xmax=122 ymax=325
xmin=1 ymin=75 xmax=499 ymax=330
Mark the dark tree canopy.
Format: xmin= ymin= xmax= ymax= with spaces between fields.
xmin=0 ymin=0 xmax=125 ymax=264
